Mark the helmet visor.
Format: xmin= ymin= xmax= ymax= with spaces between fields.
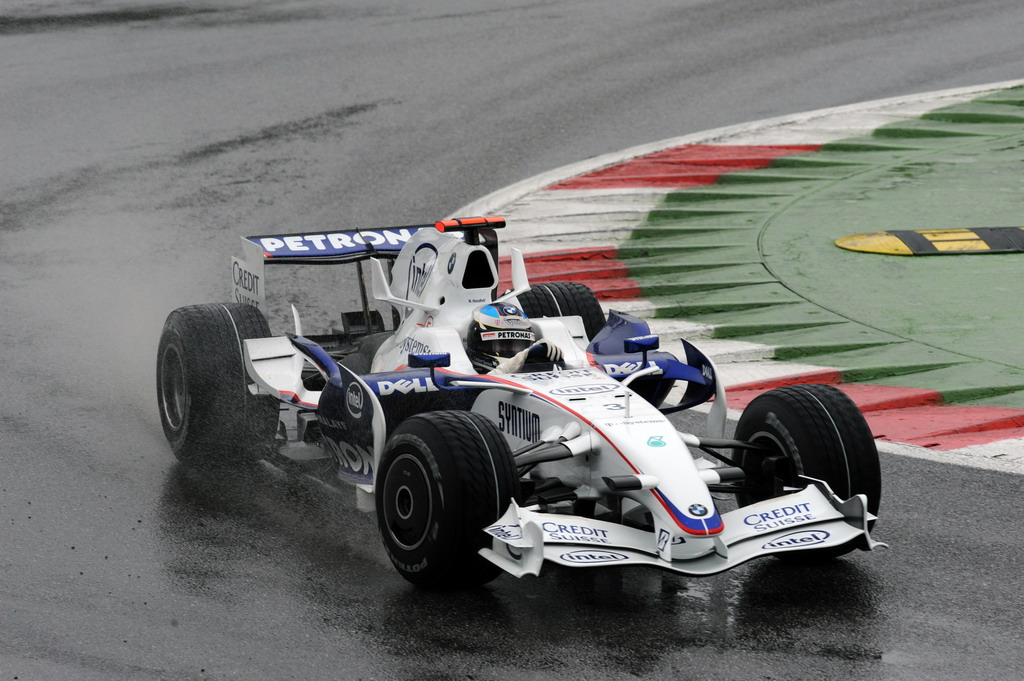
xmin=479 ymin=329 xmax=535 ymax=358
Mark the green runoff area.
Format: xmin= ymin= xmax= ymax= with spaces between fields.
xmin=620 ymin=86 xmax=1024 ymax=408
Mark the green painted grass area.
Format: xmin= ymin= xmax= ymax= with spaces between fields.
xmin=621 ymin=86 xmax=1024 ymax=407
xmin=643 ymin=284 xmax=802 ymax=318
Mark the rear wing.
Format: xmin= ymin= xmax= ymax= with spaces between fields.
xmin=245 ymin=224 xmax=436 ymax=265
xmin=230 ymin=217 xmax=505 ymax=310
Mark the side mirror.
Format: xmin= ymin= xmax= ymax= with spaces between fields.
xmin=624 ymin=334 xmax=659 ymax=354
xmin=407 ymin=353 xmax=451 ymax=368
xmin=624 ymin=334 xmax=659 ymax=368
xmin=408 ymin=352 xmax=452 ymax=390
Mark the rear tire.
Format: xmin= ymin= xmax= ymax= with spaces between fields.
xmin=375 ymin=411 xmax=520 ymax=588
xmin=156 ymin=303 xmax=279 ymax=468
xmin=338 ymin=331 xmax=391 ymax=374
xmin=517 ymin=281 xmax=605 ymax=342
xmin=734 ymin=384 xmax=880 ymax=560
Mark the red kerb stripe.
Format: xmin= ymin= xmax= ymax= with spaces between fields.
xmin=548 ymin=144 xmax=821 ymax=190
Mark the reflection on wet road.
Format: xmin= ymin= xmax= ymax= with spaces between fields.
xmin=155 ymin=460 xmax=887 ymax=680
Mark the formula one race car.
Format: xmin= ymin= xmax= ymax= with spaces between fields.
xmin=157 ymin=216 xmax=884 ymax=588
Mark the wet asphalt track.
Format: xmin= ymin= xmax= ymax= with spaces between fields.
xmin=3 ymin=1 xmax=1024 ymax=679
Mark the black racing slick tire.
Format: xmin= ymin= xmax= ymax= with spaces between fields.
xmin=375 ymin=411 xmax=521 ymax=589
xmin=734 ymin=384 xmax=881 ymax=560
xmin=156 ymin=303 xmax=279 ymax=468
xmin=337 ymin=331 xmax=391 ymax=375
xmin=517 ymin=281 xmax=606 ymax=342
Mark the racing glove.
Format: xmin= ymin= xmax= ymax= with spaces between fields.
xmin=491 ymin=340 xmax=563 ymax=374
xmin=526 ymin=339 xmax=563 ymax=363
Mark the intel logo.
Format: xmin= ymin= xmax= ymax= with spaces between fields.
xmin=762 ymin=530 xmax=830 ymax=551
xmin=549 ymin=384 xmax=616 ymax=396
xmin=346 ymin=383 xmax=364 ymax=418
xmin=559 ymin=550 xmax=629 ymax=564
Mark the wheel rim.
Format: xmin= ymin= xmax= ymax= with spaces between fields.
xmin=159 ymin=344 xmax=187 ymax=432
xmin=382 ymin=452 xmax=434 ymax=551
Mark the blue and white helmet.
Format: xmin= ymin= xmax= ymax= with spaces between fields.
xmin=466 ymin=303 xmax=535 ymax=370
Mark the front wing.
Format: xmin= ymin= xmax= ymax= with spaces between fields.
xmin=479 ymin=478 xmax=886 ymax=578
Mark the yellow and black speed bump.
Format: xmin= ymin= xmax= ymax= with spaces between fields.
xmin=836 ymin=227 xmax=1024 ymax=255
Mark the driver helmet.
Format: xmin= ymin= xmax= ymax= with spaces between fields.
xmin=466 ymin=303 xmax=535 ymax=370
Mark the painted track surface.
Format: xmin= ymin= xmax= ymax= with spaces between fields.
xmin=472 ymin=83 xmax=1024 ymax=466
xmin=6 ymin=2 xmax=1024 ymax=680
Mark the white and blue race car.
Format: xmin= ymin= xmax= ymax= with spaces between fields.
xmin=157 ymin=217 xmax=884 ymax=588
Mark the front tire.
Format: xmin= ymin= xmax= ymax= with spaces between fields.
xmin=375 ymin=411 xmax=520 ymax=588
xmin=734 ymin=384 xmax=881 ymax=560
xmin=156 ymin=303 xmax=279 ymax=468
xmin=517 ymin=281 xmax=606 ymax=342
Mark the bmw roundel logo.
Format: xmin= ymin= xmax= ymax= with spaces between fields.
xmin=688 ymin=504 xmax=708 ymax=517
xmin=447 ymin=253 xmax=457 ymax=273
xmin=501 ymin=304 xmax=520 ymax=316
